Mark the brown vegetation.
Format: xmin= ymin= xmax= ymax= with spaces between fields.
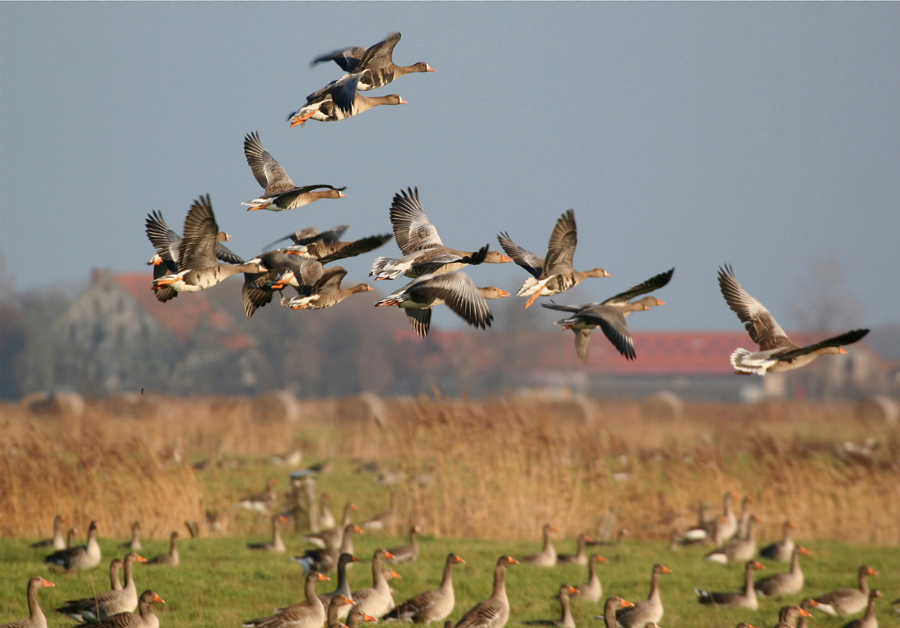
xmin=2 ymin=395 xmax=898 ymax=544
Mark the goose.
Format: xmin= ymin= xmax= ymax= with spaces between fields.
xmin=349 ymin=549 xmax=397 ymax=619
xmin=386 ymin=526 xmax=421 ymax=564
xmin=705 ymin=515 xmax=759 ymax=564
xmin=521 ymin=524 xmax=558 ymax=567
xmin=151 ymin=195 xmax=267 ymax=294
xmin=454 ymin=556 xmax=518 ymax=628
xmin=1 ymin=576 xmax=55 ymax=628
xmin=498 ymin=209 xmax=610 ymax=308
xmin=695 ymin=560 xmax=765 ymax=610
xmin=736 ymin=496 xmax=755 ymax=540
xmin=325 ymin=595 xmax=356 ymax=628
xmin=242 ymin=131 xmax=346 ymax=211
xmin=616 ymin=564 xmax=672 ymax=628
xmin=813 ymin=565 xmax=878 ymax=616
xmin=31 ymin=516 xmax=67 ymax=550
xmin=542 ymin=269 xmax=672 ymax=362
xmin=266 ymin=226 xmax=391 ymax=266
xmin=144 ymin=209 xmax=243 ymax=303
xmin=311 ymin=32 xmax=433 ymax=92
xmin=318 ymin=493 xmax=337 ymax=531
xmin=319 ymin=554 xmax=362 ymax=619
xmin=384 ymin=553 xmax=465 ymax=624
xmin=147 ymin=532 xmax=179 ymax=566
xmin=242 ymin=253 xmax=325 ymax=317
xmin=303 ymin=503 xmax=359 ymax=550
xmin=121 ymin=522 xmax=142 ymax=552
xmin=677 ymin=502 xmax=716 ymax=545
xmin=575 ymin=554 xmax=607 ymax=603
xmin=280 ymin=267 xmax=373 ymax=311
xmin=371 ymin=187 xmax=511 ymax=281
xmin=717 ymin=264 xmax=869 ymax=375
xmin=77 ymin=590 xmax=165 ymax=628
xmin=735 ymin=624 xmax=759 ymax=628
xmin=243 ymin=572 xmax=330 ymax=628
xmin=557 ymin=534 xmax=594 ymax=566
xmin=755 ymin=546 xmax=809 ymax=597
xmin=288 ymin=74 xmax=406 ymax=127
xmin=523 ymin=585 xmax=579 ymax=628
xmin=248 ymin=515 xmax=289 ymax=552
xmin=375 ymin=271 xmax=508 ymax=338
xmin=839 ymin=590 xmax=882 ymax=628
xmin=796 ymin=599 xmax=819 ymax=628
xmin=343 ymin=609 xmax=378 ymax=628
xmin=46 ymin=520 xmax=101 ymax=570
xmin=596 ymin=597 xmax=633 ymax=628
xmin=57 ymin=553 xmax=148 ymax=622
xmin=775 ymin=605 xmax=813 ymax=628
xmin=760 ymin=521 xmax=796 ymax=563
xmin=296 ymin=524 xmax=363 ymax=573
xmin=108 ymin=559 xmax=124 ymax=591
xmin=238 ymin=478 xmax=280 ymax=513
xmin=713 ymin=492 xmax=738 ymax=546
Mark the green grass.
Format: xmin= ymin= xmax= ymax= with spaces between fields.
xmin=2 ymin=533 xmax=898 ymax=628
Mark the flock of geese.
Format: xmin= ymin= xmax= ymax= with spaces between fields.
xmin=6 ymin=487 xmax=891 ymax=628
xmin=139 ymin=31 xmax=869 ymax=369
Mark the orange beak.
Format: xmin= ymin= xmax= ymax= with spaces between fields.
xmin=136 ymin=555 xmax=148 ymax=563
xmin=498 ymin=289 xmax=511 ymax=297
xmin=154 ymin=594 xmax=166 ymax=604
xmin=500 ymin=255 xmax=513 ymax=263
xmin=339 ymin=192 xmax=347 ymax=198
xmin=317 ymin=573 xmax=331 ymax=582
xmin=383 ymin=550 xmax=396 ymax=559
xmin=41 ymin=579 xmax=55 ymax=588
xmin=398 ymin=98 xmax=409 ymax=105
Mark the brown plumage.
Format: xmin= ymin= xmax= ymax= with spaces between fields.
xmin=57 ymin=553 xmax=147 ymax=621
xmin=45 ymin=520 xmax=101 ymax=570
xmin=813 ymin=565 xmax=878 ymax=616
xmin=755 ymin=546 xmax=809 ymax=597
xmin=696 ymin=560 xmax=764 ymax=610
xmin=599 ymin=597 xmax=633 ymax=628
xmin=281 ymin=267 xmax=373 ymax=311
xmin=616 ymin=564 xmax=672 ymax=627
xmin=146 ymin=532 xmax=179 ymax=566
xmin=384 ymin=553 xmax=465 ymax=624
xmin=31 ymin=516 xmax=67 ymax=550
xmin=288 ymin=74 xmax=407 ymax=126
xmin=311 ymin=32 xmax=434 ymax=91
xmin=454 ymin=556 xmax=518 ymax=628
xmin=2 ymin=577 xmax=55 ymax=628
xmin=75 ymin=590 xmax=164 ymax=628
xmin=243 ymin=572 xmax=330 ymax=628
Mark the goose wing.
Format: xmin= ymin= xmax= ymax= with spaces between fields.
xmin=243 ymin=132 xmax=296 ymax=195
xmin=390 ymin=187 xmax=443 ymax=254
xmin=179 ymin=195 xmax=221 ymax=270
xmin=774 ymin=328 xmax=870 ymax=361
xmin=497 ymin=232 xmax=543 ymax=278
xmin=542 ymin=209 xmax=577 ymax=273
xmin=717 ymin=264 xmax=796 ymax=352
xmin=603 ymin=268 xmax=674 ymax=305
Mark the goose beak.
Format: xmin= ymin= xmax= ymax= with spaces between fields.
xmin=339 ymin=192 xmax=347 ymax=198
xmin=42 ymin=579 xmax=55 ymax=588
xmin=399 ymin=98 xmax=409 ymax=105
xmin=498 ymin=289 xmax=510 ymax=297
xmin=500 ymin=254 xmax=513 ymax=263
xmin=426 ymin=65 xmax=436 ymax=72
xmin=839 ymin=347 xmax=848 ymax=354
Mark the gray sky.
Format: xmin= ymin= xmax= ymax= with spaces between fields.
xmin=2 ymin=2 xmax=898 ymax=332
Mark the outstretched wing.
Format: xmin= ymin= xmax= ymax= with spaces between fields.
xmin=603 ymin=268 xmax=674 ymax=305
xmin=497 ymin=232 xmax=544 ymax=278
xmin=717 ymin=264 xmax=795 ymax=352
xmin=390 ymin=187 xmax=443 ymax=254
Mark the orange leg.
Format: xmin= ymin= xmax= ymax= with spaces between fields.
xmin=524 ymin=286 xmax=544 ymax=309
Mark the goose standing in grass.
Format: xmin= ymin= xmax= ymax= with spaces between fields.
xmin=713 ymin=492 xmax=738 ymax=546
xmin=557 ymin=534 xmax=594 ymax=566
xmin=542 ymin=269 xmax=672 ymax=362
xmin=350 ymin=549 xmax=397 ymax=619
xmin=304 ymin=503 xmax=359 ymax=550
xmin=695 ymin=560 xmax=765 ymax=610
xmin=616 ymin=564 xmax=672 ymax=628
xmin=523 ymin=585 xmax=579 ymax=628
xmin=498 ymin=210 xmax=610 ymax=309
xmin=717 ymin=264 xmax=869 ymax=375
xmin=288 ymin=74 xmax=407 ymax=127
xmin=755 ymin=546 xmax=809 ymax=597
xmin=242 ymin=131 xmax=346 ymax=211
xmin=813 ymin=565 xmax=878 ymax=616
xmin=249 ymin=515 xmax=289 ymax=552
xmin=311 ymin=32 xmax=434 ymax=92
xmin=760 ymin=521 xmax=797 ymax=563
xmin=371 ymin=187 xmax=511 ymax=281
xmin=454 ymin=556 xmax=518 ymax=628
xmin=521 ymin=524 xmax=558 ymax=567
xmin=575 ymin=555 xmax=607 ymax=603
xmin=31 ymin=516 xmax=67 ymax=550
xmin=596 ymin=597 xmax=633 ymax=628
xmin=77 ymin=590 xmax=165 ymax=628
xmin=121 ymin=522 xmax=142 ymax=552
xmin=319 ymin=554 xmax=361 ymax=619
xmin=705 ymin=515 xmax=759 ymax=564
xmin=147 ymin=532 xmax=179 ymax=566
xmin=384 ymin=553 xmax=465 ymax=624
xmin=296 ymin=524 xmax=363 ymax=574
xmin=775 ymin=605 xmax=813 ymax=628
xmin=46 ymin=520 xmax=101 ymax=570
xmin=1 ymin=577 xmax=55 ymax=628
xmin=840 ymin=590 xmax=882 ymax=628
xmin=151 ymin=195 xmax=268 ymax=294
xmin=243 ymin=572 xmax=330 ymax=628
xmin=57 ymin=553 xmax=147 ymax=622
xmin=375 ymin=272 xmax=508 ymax=338
xmin=386 ymin=526 xmax=421 ymax=564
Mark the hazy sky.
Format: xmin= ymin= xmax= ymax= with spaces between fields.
xmin=2 ymin=2 xmax=898 ymax=333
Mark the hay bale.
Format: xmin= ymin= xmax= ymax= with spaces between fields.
xmin=642 ymin=391 xmax=683 ymax=421
xmin=337 ymin=392 xmax=389 ymax=428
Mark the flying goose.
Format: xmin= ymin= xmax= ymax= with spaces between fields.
xmin=521 ymin=524 xmax=558 ymax=567
xmin=755 ymin=546 xmax=809 ymax=597
xmin=717 ymin=264 xmax=869 ymax=375
xmin=542 ymin=268 xmax=672 ymax=362
xmin=241 ymin=252 xmax=325 ymax=317
xmin=695 ymin=560 xmax=764 ymax=610
xmin=311 ymin=32 xmax=434 ymax=91
xmin=57 ymin=553 xmax=147 ymax=622
xmin=523 ymin=585 xmax=579 ymax=628
xmin=384 ymin=553 xmax=465 ymax=624
xmin=151 ymin=195 xmax=267 ymax=294
xmin=77 ymin=590 xmax=165 ymax=628
xmin=454 ymin=556 xmax=518 ymax=628
xmin=2 ymin=576 xmax=55 ymax=628
xmin=46 ymin=520 xmax=101 ymax=570
xmin=616 ymin=564 xmax=672 ymax=628
xmin=498 ymin=209 xmax=610 ymax=308
xmin=288 ymin=74 xmax=406 ymax=127
xmin=371 ymin=187 xmax=511 ymax=280
xmin=575 ymin=554 xmax=607 ymax=603
xmin=375 ymin=272 xmax=508 ymax=338
xmin=242 ymin=132 xmax=346 ymax=212
xmin=242 ymin=572 xmax=330 ymax=628
xmin=813 ymin=565 xmax=878 ymax=616
xmin=280 ymin=267 xmax=373 ymax=311
xmin=31 ymin=516 xmax=67 ymax=551
xmin=248 ymin=515 xmax=289 ymax=552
